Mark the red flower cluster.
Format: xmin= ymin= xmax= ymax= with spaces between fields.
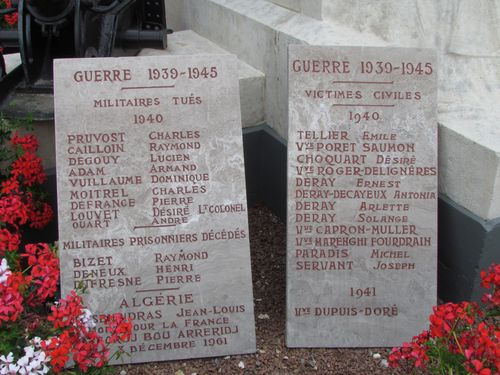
xmin=0 ymin=194 xmax=29 ymax=228
xmin=0 ymin=130 xmax=133 ymax=373
xmin=0 ymin=132 xmax=56 ymax=329
xmin=43 ymin=292 xmax=132 ymax=373
xmin=27 ymin=201 xmax=54 ymax=230
xmin=47 ymin=291 xmax=83 ymax=329
xmin=0 ymin=177 xmax=19 ymax=194
xmin=0 ymin=133 xmax=53 ymax=232
xmin=23 ymin=243 xmax=59 ymax=307
xmin=1 ymin=0 xmax=17 ymax=26
xmin=481 ymin=263 xmax=500 ymax=311
xmin=0 ymin=272 xmax=27 ymax=325
xmin=100 ymin=313 xmax=133 ymax=343
xmin=10 ymin=150 xmax=46 ymax=187
xmin=0 ymin=243 xmax=59 ymax=323
xmin=389 ymin=265 xmax=500 ymax=375
xmin=44 ymin=292 xmax=109 ymax=372
xmin=429 ymin=301 xmax=480 ymax=339
xmin=463 ymin=322 xmax=500 ymax=375
xmin=11 ymin=132 xmax=39 ymax=153
xmin=388 ymin=330 xmax=431 ymax=369
xmin=0 ymin=228 xmax=20 ymax=255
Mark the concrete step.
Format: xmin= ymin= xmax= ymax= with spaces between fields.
xmin=3 ymin=53 xmax=21 ymax=74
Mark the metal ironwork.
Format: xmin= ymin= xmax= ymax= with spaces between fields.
xmin=0 ymin=0 xmax=169 ymax=109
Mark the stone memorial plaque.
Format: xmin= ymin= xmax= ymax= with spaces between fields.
xmin=287 ymin=45 xmax=437 ymax=347
xmin=54 ymin=54 xmax=256 ymax=363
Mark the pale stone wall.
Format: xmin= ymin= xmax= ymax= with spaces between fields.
xmin=269 ymin=0 xmax=323 ymax=19
xmin=165 ymin=0 xmax=500 ymax=220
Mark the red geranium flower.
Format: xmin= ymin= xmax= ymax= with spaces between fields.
xmin=0 ymin=194 xmax=29 ymax=227
xmin=23 ymin=243 xmax=60 ymax=307
xmin=480 ymin=263 xmax=500 ymax=310
xmin=100 ymin=313 xmax=133 ymax=343
xmin=10 ymin=132 xmax=39 ymax=153
xmin=27 ymin=201 xmax=54 ymax=230
xmin=10 ymin=151 xmax=46 ymax=187
xmin=1 ymin=0 xmax=17 ymax=26
xmin=0 ymin=272 xmax=28 ymax=325
xmin=0 ymin=177 xmax=20 ymax=194
xmin=0 ymin=228 xmax=20 ymax=255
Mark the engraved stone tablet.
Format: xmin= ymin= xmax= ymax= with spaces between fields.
xmin=287 ymin=46 xmax=437 ymax=347
xmin=54 ymin=54 xmax=256 ymax=363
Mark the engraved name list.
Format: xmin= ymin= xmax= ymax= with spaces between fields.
xmin=54 ymin=54 xmax=256 ymax=363
xmin=287 ymin=46 xmax=438 ymax=347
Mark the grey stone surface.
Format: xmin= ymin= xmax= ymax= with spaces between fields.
xmin=286 ymin=45 xmax=438 ymax=347
xmin=54 ymin=54 xmax=256 ymax=363
xmin=139 ymin=30 xmax=265 ymax=128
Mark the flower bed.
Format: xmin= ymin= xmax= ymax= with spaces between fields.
xmin=0 ymin=118 xmax=132 ymax=374
xmin=388 ymin=264 xmax=499 ymax=374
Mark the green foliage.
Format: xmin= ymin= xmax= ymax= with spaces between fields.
xmin=426 ymin=339 xmax=468 ymax=374
xmin=0 ymin=325 xmax=24 ymax=358
xmin=0 ymin=116 xmax=17 ymax=167
xmin=3 ymin=247 xmax=19 ymax=267
xmin=0 ymin=114 xmax=33 ymax=172
xmin=60 ymin=366 xmax=117 ymax=375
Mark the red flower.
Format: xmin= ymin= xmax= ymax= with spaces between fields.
xmin=44 ymin=292 xmax=114 ymax=372
xmin=100 ymin=313 xmax=133 ymax=343
xmin=0 ymin=194 xmax=29 ymax=227
xmin=461 ymin=321 xmax=499 ymax=375
xmin=42 ymin=334 xmax=72 ymax=373
xmin=71 ymin=331 xmax=108 ymax=372
xmin=23 ymin=243 xmax=60 ymax=306
xmin=390 ymin=296 xmax=498 ymax=374
xmin=0 ymin=228 xmax=20 ymax=255
xmin=0 ymin=130 xmax=133 ymax=373
xmin=388 ymin=330 xmax=431 ymax=369
xmin=0 ymin=271 xmax=28 ymax=325
xmin=48 ymin=291 xmax=83 ymax=329
xmin=480 ymin=263 xmax=500 ymax=310
xmin=27 ymin=201 xmax=54 ymax=230
xmin=10 ymin=132 xmax=39 ymax=153
xmin=1 ymin=177 xmax=20 ymax=194
xmin=10 ymin=151 xmax=46 ymax=187
xmin=1 ymin=0 xmax=17 ymax=26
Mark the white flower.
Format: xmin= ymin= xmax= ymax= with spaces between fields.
xmin=0 ymin=353 xmax=14 ymax=365
xmin=0 ymin=259 xmax=11 ymax=285
xmin=30 ymin=338 xmax=42 ymax=349
xmin=0 ymin=362 xmax=20 ymax=375
xmin=0 ymin=346 xmax=51 ymax=375
xmin=23 ymin=347 xmax=35 ymax=359
xmin=79 ymin=308 xmax=96 ymax=330
xmin=372 ymin=353 xmax=381 ymax=359
xmin=17 ymin=355 xmax=29 ymax=367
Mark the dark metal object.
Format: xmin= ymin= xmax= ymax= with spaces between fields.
xmin=0 ymin=0 xmax=169 ymax=115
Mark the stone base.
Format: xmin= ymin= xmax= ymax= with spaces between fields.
xmin=438 ymin=196 xmax=500 ymax=302
xmin=243 ymin=125 xmax=287 ymax=219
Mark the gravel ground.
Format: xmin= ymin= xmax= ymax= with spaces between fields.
xmin=117 ymin=204 xmax=412 ymax=375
